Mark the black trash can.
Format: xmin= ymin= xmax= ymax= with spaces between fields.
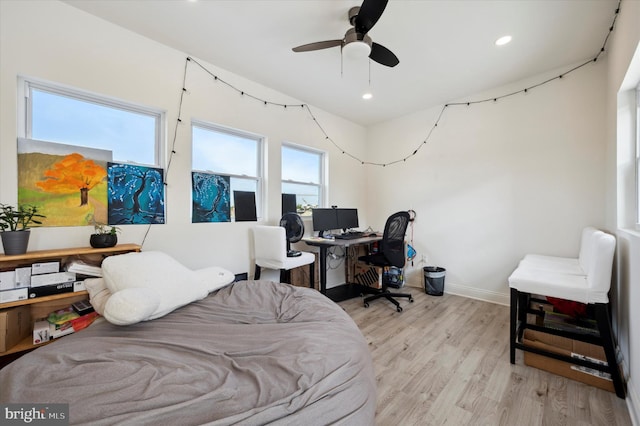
xmin=423 ymin=266 xmax=446 ymax=296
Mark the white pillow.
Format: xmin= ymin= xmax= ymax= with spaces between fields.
xmin=84 ymin=278 xmax=111 ymax=316
xmin=101 ymin=251 xmax=212 ymax=325
xmin=194 ymin=266 xmax=235 ymax=292
xmin=103 ymin=288 xmax=161 ymax=326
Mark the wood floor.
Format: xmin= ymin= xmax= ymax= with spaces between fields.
xmin=338 ymin=285 xmax=631 ymax=426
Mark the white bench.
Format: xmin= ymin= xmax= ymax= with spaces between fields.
xmin=508 ymin=227 xmax=625 ymax=398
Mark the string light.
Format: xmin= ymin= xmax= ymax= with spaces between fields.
xmin=168 ymin=0 xmax=620 ymax=169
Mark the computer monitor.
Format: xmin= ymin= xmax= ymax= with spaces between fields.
xmin=312 ymin=208 xmax=338 ymax=236
xmin=282 ymin=193 xmax=297 ymax=216
xmin=234 ymin=191 xmax=257 ymax=222
xmin=336 ymin=208 xmax=359 ymax=231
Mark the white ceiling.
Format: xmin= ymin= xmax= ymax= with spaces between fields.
xmin=63 ymin=0 xmax=617 ymax=126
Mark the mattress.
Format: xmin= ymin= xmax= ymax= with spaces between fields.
xmin=0 ymin=280 xmax=376 ymax=425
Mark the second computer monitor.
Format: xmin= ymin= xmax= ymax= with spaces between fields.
xmin=337 ymin=208 xmax=358 ymax=231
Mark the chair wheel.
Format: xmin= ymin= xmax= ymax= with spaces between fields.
xmin=364 ymin=302 xmax=369 ymax=308
xmin=409 ymin=297 xmax=414 ymax=303
xmin=397 ymin=306 xmax=403 ymax=312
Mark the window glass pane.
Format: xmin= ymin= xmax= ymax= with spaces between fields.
xmin=31 ymin=89 xmax=157 ymax=165
xmin=282 ymin=145 xmax=320 ymax=184
xmin=282 ymin=182 xmax=319 ymax=215
xmin=192 ymin=126 xmax=258 ymax=176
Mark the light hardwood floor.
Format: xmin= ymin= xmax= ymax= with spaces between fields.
xmin=338 ymin=286 xmax=631 ymax=426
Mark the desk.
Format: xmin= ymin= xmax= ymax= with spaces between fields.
xmin=302 ymin=235 xmax=382 ymax=301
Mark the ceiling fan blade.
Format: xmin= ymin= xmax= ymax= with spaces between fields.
xmin=369 ymin=42 xmax=399 ymax=67
xmin=292 ymin=40 xmax=343 ymax=53
xmin=355 ymin=0 xmax=388 ymax=34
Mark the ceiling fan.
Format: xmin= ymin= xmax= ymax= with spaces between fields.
xmin=292 ymin=0 xmax=399 ymax=68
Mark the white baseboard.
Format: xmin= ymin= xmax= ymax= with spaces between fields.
xmin=405 ymin=279 xmax=510 ymax=306
xmin=444 ymin=282 xmax=510 ymax=306
xmin=628 ymin=378 xmax=640 ymax=426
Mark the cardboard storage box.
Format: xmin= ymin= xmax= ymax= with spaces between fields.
xmin=30 ymin=271 xmax=76 ymax=288
xmin=523 ymin=329 xmax=615 ymax=392
xmin=0 ymin=287 xmax=29 ymax=304
xmin=0 ymin=305 xmax=31 ymax=352
xmin=352 ymin=262 xmax=382 ymax=289
xmin=290 ymin=253 xmax=318 ymax=290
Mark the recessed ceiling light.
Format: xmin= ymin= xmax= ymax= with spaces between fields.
xmin=495 ymin=35 xmax=512 ymax=46
xmin=362 ymin=92 xmax=373 ymax=100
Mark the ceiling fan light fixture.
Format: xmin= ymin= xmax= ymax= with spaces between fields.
xmin=495 ymin=35 xmax=512 ymax=46
xmin=343 ymin=40 xmax=372 ymax=59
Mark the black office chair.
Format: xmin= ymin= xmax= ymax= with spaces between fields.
xmin=358 ymin=211 xmax=414 ymax=312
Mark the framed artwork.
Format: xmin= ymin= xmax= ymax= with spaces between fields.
xmin=192 ymin=172 xmax=230 ymax=223
xmin=17 ymin=138 xmax=111 ymax=227
xmin=107 ymin=163 xmax=165 ymax=225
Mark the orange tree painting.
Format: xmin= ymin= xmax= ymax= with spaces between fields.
xmin=37 ymin=153 xmax=106 ymax=207
xmin=18 ymin=149 xmax=109 ymax=227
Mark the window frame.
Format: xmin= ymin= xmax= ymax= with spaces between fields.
xmin=191 ymin=119 xmax=265 ymax=221
xmin=17 ymin=76 xmax=164 ymax=167
xmin=636 ymin=83 xmax=640 ymax=230
xmin=281 ymin=142 xmax=326 ymax=215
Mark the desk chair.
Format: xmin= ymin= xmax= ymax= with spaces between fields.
xmin=253 ymin=225 xmax=315 ymax=288
xmin=358 ymin=211 xmax=414 ymax=312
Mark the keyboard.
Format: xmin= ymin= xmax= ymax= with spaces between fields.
xmin=334 ymin=231 xmax=365 ymax=240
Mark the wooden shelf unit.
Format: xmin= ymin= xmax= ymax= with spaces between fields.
xmin=0 ymin=244 xmax=141 ymax=360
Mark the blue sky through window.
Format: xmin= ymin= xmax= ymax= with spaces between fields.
xmin=31 ymin=89 xmax=156 ymax=165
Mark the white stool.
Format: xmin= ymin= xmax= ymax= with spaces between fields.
xmin=508 ymin=228 xmax=625 ymax=398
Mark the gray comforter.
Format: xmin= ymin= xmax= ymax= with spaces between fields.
xmin=0 ymin=281 xmax=376 ymax=425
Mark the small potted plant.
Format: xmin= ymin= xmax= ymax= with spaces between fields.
xmin=90 ymin=223 xmax=120 ymax=248
xmin=0 ymin=203 xmax=46 ymax=255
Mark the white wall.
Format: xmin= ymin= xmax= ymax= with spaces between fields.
xmin=606 ymin=0 xmax=640 ymax=421
xmin=365 ymin=62 xmax=607 ymax=305
xmin=0 ymin=0 xmax=367 ymax=283
xmin=1 ymin=0 xmax=639 ymax=418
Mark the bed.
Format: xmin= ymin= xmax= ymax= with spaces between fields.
xmin=0 ymin=253 xmax=376 ymax=425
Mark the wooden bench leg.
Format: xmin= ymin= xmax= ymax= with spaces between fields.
xmin=594 ymin=303 xmax=626 ymax=398
xmin=280 ymin=269 xmax=291 ymax=284
xmin=254 ymin=264 xmax=261 ymax=280
xmin=309 ymin=261 xmax=315 ymax=289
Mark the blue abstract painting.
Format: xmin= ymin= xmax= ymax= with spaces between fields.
xmin=108 ymin=163 xmax=165 ymax=225
xmin=192 ymin=172 xmax=230 ymax=223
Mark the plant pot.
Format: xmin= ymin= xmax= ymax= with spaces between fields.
xmin=1 ymin=230 xmax=31 ymax=255
xmin=90 ymin=234 xmax=118 ymax=248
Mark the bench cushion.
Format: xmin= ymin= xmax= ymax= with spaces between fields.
xmin=508 ymin=266 xmax=594 ymax=303
xmin=508 ymin=227 xmax=615 ymax=304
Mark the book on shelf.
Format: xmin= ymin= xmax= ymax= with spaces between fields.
xmin=28 ymin=281 xmax=74 ymax=298
xmin=65 ymin=260 xmax=102 ymax=277
xmin=46 ymin=307 xmax=99 ymax=339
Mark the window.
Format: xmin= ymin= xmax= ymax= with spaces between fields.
xmin=281 ymin=143 xmax=325 ymax=216
xmin=19 ymin=77 xmax=162 ymax=166
xmin=192 ymin=121 xmax=263 ymax=219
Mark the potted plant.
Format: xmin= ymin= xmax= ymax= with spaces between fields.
xmin=0 ymin=203 xmax=46 ymax=255
xmin=90 ymin=223 xmax=120 ymax=248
